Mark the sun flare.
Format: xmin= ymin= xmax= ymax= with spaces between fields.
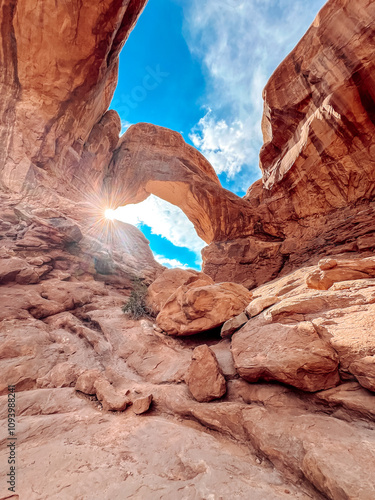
xmin=104 ymin=208 xmax=116 ymax=221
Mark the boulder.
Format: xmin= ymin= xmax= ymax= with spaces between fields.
xmin=231 ymin=319 xmax=340 ymax=392
xmin=0 ymin=257 xmax=40 ymax=285
xmin=185 ymin=345 xmax=226 ymax=402
xmin=46 ymin=217 xmax=83 ymax=243
xmin=315 ymin=382 xmax=375 ymax=420
xmin=209 ymin=340 xmax=237 ymax=378
xmin=147 ymin=268 xmax=213 ymax=314
xmin=75 ymin=370 xmax=103 ymax=395
xmin=350 ymin=357 xmax=375 ymax=392
xmin=94 ymin=378 xmax=129 ymax=412
xmin=132 ymin=394 xmax=153 ymax=415
xmin=221 ymin=312 xmax=248 ymax=338
xmin=157 ymin=282 xmax=252 ymax=336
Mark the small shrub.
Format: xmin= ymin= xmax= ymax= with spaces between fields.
xmin=122 ymin=277 xmax=154 ymax=320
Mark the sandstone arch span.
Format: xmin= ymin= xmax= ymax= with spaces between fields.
xmin=102 ymin=123 xmax=259 ymax=244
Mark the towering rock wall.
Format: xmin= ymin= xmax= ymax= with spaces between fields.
xmin=259 ymin=0 xmax=375 ymax=206
xmin=0 ymin=0 xmax=147 ymax=197
xmin=213 ymin=0 xmax=375 ymax=285
xmin=0 ymin=0 xmax=162 ymax=282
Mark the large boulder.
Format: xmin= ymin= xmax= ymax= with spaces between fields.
xmin=157 ymin=282 xmax=252 ymax=336
xmin=231 ymin=319 xmax=340 ymax=392
xmin=350 ymin=357 xmax=375 ymax=392
xmin=245 ymin=295 xmax=279 ymax=318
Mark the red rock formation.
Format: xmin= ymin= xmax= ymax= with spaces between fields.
xmin=156 ymin=281 xmax=252 ymax=336
xmin=185 ymin=344 xmax=226 ymax=402
xmin=146 ymin=267 xmax=213 ymax=314
xmin=1 ymin=1 xmax=375 ymax=290
xmin=259 ymin=0 xmax=375 ymax=210
xmin=232 ymin=319 xmax=340 ymax=392
xmin=99 ymin=0 xmax=375 ymax=289
xmin=211 ymin=0 xmax=375 ymax=285
xmin=104 ymin=123 xmax=255 ymax=243
xmin=1 ymin=1 xmax=375 ymax=499
xmin=0 ymin=0 xmax=147 ymax=198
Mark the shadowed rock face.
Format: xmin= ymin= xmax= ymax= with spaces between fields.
xmin=259 ymin=0 xmax=375 ymax=207
xmin=245 ymin=0 xmax=375 ymax=266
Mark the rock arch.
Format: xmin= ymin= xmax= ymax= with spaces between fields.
xmin=102 ymin=123 xmax=257 ymax=244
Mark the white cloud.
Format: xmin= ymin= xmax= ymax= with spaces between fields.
xmin=154 ymin=255 xmax=189 ymax=269
xmin=113 ymin=195 xmax=205 ymax=259
xmin=182 ymin=0 xmax=327 ymax=189
xmin=120 ymin=120 xmax=132 ymax=135
xmin=189 ymin=109 xmax=257 ymax=179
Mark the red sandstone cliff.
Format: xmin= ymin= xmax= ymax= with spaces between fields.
xmin=0 ymin=0 xmax=147 ymax=197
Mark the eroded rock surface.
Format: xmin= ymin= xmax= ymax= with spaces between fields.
xmin=232 ymin=319 xmax=340 ymax=392
xmin=0 ymin=0 xmax=147 ymax=198
xmin=2 ymin=202 xmax=375 ymax=499
xmin=146 ymin=267 xmax=213 ymax=315
xmin=98 ymin=0 xmax=375 ymax=289
xmin=104 ymin=123 xmax=255 ymax=243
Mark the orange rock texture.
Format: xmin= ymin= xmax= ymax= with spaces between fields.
xmin=207 ymin=0 xmax=375 ymax=284
xmin=2 ymin=1 xmax=374 ymax=289
xmin=0 ymin=0 xmax=147 ymax=197
xmin=104 ymin=123 xmax=255 ymax=243
xmin=156 ymin=280 xmax=252 ymax=336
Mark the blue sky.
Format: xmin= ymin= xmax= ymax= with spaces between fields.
xmin=110 ymin=0 xmax=327 ymax=270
